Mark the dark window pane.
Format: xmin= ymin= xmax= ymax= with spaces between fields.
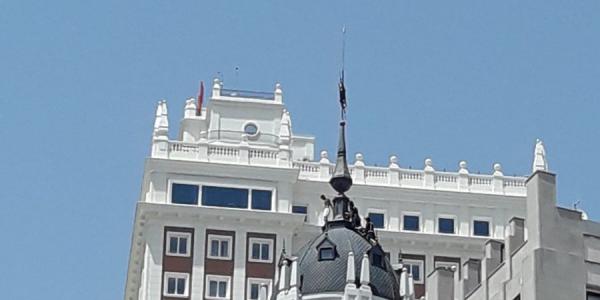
xmin=179 ymin=237 xmax=188 ymax=254
xmin=172 ymin=183 xmax=199 ymax=205
xmin=252 ymin=243 xmax=260 ymax=259
xmin=202 ymin=186 xmax=248 ymax=209
xmin=403 ymin=215 xmax=420 ymax=231
xmin=369 ymin=213 xmax=385 ymax=229
xmin=177 ymin=278 xmax=186 ymax=294
xmin=372 ymin=253 xmax=383 ymax=268
xmin=250 ymin=284 xmax=259 ymax=300
xmin=218 ymin=281 xmax=227 ymax=297
xmin=292 ymin=205 xmax=307 ymax=214
xmin=438 ymin=218 xmax=455 ymax=234
xmin=209 ymin=281 xmax=217 ymax=296
xmin=474 ymin=220 xmax=490 ymax=236
xmin=589 ymin=292 xmax=600 ymax=300
xmin=412 ymin=265 xmax=421 ymax=281
xmin=210 ymin=240 xmax=219 ymax=257
xmin=261 ymin=243 xmax=270 ymax=260
xmin=319 ymin=247 xmax=335 ymax=260
xmin=251 ymin=190 xmax=272 ymax=210
xmin=220 ymin=240 xmax=229 ymax=257
xmin=169 ymin=237 xmax=178 ymax=253
xmin=167 ymin=277 xmax=176 ymax=294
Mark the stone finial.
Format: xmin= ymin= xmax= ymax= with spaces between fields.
xmin=354 ymin=153 xmax=365 ymax=167
xmin=493 ymin=163 xmax=503 ymax=176
xmin=532 ymin=139 xmax=548 ymax=172
xmin=212 ymin=78 xmax=221 ymax=98
xmin=389 ymin=155 xmax=399 ymax=169
xmin=360 ymin=254 xmax=370 ymax=285
xmin=424 ymin=158 xmax=435 ymax=172
xmin=279 ymin=110 xmax=292 ymax=144
xmin=184 ymin=98 xmax=196 ymax=118
xmin=459 ymin=160 xmax=469 ymax=175
xmin=258 ymin=284 xmax=268 ymax=300
xmin=346 ymin=252 xmax=355 ymax=285
xmin=289 ymin=259 xmax=298 ymax=288
xmin=153 ymin=101 xmax=163 ymax=129
xmin=407 ymin=273 xmax=415 ymax=298
xmin=320 ymin=150 xmax=330 ymax=164
xmin=399 ymin=267 xmax=409 ymax=297
xmin=278 ymin=259 xmax=288 ymax=292
xmin=274 ymin=82 xmax=283 ymax=103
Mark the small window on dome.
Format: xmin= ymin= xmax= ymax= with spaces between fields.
xmin=244 ymin=123 xmax=259 ymax=136
xmin=319 ymin=247 xmax=335 ymax=261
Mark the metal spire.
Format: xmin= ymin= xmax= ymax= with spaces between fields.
xmin=329 ymin=28 xmax=352 ymax=195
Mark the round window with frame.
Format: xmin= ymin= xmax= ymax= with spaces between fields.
xmin=243 ymin=122 xmax=259 ymax=137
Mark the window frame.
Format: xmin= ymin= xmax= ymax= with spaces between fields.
xmin=367 ymin=209 xmax=386 ymax=229
xmin=242 ymin=121 xmax=260 ymax=139
xmin=206 ymin=274 xmax=231 ymax=300
xmin=402 ymin=259 xmax=424 ymax=284
xmin=207 ymin=234 xmax=233 ymax=260
xmin=472 ymin=217 xmax=492 ymax=237
xmin=163 ymin=272 xmax=190 ymax=298
xmin=169 ymin=181 xmax=200 ymax=205
xmin=437 ymin=214 xmax=457 ymax=235
xmin=247 ymin=278 xmax=272 ymax=300
xmin=248 ymin=237 xmax=274 ymax=263
xmin=401 ymin=212 xmax=421 ymax=232
xmin=434 ymin=260 xmax=460 ymax=272
xmin=165 ymin=231 xmax=192 ymax=257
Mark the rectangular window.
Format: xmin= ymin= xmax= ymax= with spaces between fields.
xmin=368 ymin=212 xmax=385 ymax=229
xmin=206 ymin=275 xmax=230 ymax=299
xmin=402 ymin=259 xmax=424 ymax=284
xmin=247 ymin=278 xmax=271 ymax=300
xmin=292 ymin=205 xmax=308 ymax=214
xmin=248 ymin=238 xmax=273 ymax=263
xmin=251 ymin=190 xmax=272 ymax=210
xmin=403 ymin=215 xmax=420 ymax=231
xmin=319 ymin=247 xmax=335 ymax=260
xmin=473 ymin=220 xmax=490 ymax=236
xmin=207 ymin=235 xmax=233 ymax=260
xmin=202 ymin=186 xmax=248 ymax=209
xmin=588 ymin=292 xmax=600 ymax=300
xmin=164 ymin=272 xmax=189 ymax=297
xmin=171 ymin=183 xmax=199 ymax=205
xmin=438 ymin=217 xmax=455 ymax=234
xmin=166 ymin=231 xmax=192 ymax=257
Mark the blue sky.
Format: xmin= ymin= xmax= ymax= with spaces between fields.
xmin=1 ymin=1 xmax=599 ymax=299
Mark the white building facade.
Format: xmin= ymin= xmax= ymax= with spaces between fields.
xmin=124 ymin=79 xmax=600 ymax=300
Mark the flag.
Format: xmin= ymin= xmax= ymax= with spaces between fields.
xmin=338 ymin=73 xmax=347 ymax=113
xmin=197 ymin=81 xmax=204 ymax=116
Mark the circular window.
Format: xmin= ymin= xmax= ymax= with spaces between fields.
xmin=243 ymin=123 xmax=259 ymax=136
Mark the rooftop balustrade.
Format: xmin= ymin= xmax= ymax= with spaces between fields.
xmin=160 ymin=140 xmax=527 ymax=196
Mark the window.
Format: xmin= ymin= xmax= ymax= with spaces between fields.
xmin=371 ymin=252 xmax=385 ymax=269
xmin=247 ymin=278 xmax=271 ymax=300
xmin=473 ymin=220 xmax=490 ymax=237
xmin=403 ymin=214 xmax=420 ymax=231
xmin=368 ymin=212 xmax=385 ymax=229
xmin=164 ymin=272 xmax=189 ymax=297
xmin=438 ymin=217 xmax=455 ymax=234
xmin=587 ymin=293 xmax=600 ymax=300
xmin=249 ymin=238 xmax=273 ymax=263
xmin=251 ymin=190 xmax=272 ymax=210
xmin=171 ymin=183 xmax=199 ymax=205
xmin=402 ymin=259 xmax=424 ymax=284
xmin=166 ymin=231 xmax=191 ymax=257
xmin=206 ymin=275 xmax=230 ymax=299
xmin=319 ymin=247 xmax=335 ymax=260
xmin=202 ymin=186 xmax=248 ymax=209
xmin=292 ymin=205 xmax=307 ymax=214
xmin=244 ymin=123 xmax=259 ymax=136
xmin=207 ymin=235 xmax=232 ymax=260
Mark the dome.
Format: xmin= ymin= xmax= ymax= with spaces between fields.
xmin=292 ymin=224 xmax=400 ymax=299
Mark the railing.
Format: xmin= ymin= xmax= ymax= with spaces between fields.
xmin=220 ymin=89 xmax=275 ymax=100
xmin=292 ymin=161 xmax=527 ymax=196
xmin=163 ymin=140 xmax=527 ymax=196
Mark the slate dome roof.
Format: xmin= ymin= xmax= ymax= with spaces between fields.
xmin=292 ymin=224 xmax=400 ymax=299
